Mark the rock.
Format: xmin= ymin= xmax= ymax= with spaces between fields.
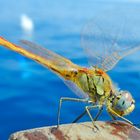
xmin=9 ymin=121 xmax=140 ymax=140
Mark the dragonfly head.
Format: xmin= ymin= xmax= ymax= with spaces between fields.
xmin=107 ymin=90 xmax=135 ymax=116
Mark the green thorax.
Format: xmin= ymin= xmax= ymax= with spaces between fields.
xmin=73 ymin=68 xmax=113 ymax=104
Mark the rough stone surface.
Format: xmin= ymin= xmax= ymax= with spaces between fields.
xmin=9 ymin=121 xmax=140 ymax=140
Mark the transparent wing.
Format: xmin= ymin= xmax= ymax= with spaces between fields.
xmin=63 ymin=80 xmax=89 ymax=98
xmin=0 ymin=37 xmax=87 ymax=98
xmin=20 ymin=40 xmax=80 ymax=71
xmin=81 ymin=19 xmax=140 ymax=71
xmin=20 ymin=40 xmax=88 ymax=98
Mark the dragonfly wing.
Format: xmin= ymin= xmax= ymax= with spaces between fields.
xmin=81 ymin=19 xmax=140 ymax=71
xmin=20 ymin=40 xmax=80 ymax=71
xmin=63 ymin=80 xmax=89 ymax=99
xmin=102 ymin=43 xmax=140 ymax=71
xmin=81 ymin=20 xmax=110 ymax=69
xmin=0 ymin=37 xmax=87 ymax=98
xmin=21 ymin=40 xmax=88 ymax=98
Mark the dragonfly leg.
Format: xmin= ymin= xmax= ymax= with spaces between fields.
xmin=72 ymin=110 xmax=87 ymax=123
xmin=57 ymin=97 xmax=89 ymax=128
xmin=107 ymin=107 xmax=133 ymax=125
xmin=108 ymin=111 xmax=117 ymax=121
xmin=85 ymin=105 xmax=102 ymax=130
xmin=107 ymin=110 xmax=140 ymax=131
xmin=72 ymin=105 xmax=103 ymax=123
xmin=93 ymin=105 xmax=103 ymax=121
xmin=118 ymin=115 xmax=133 ymax=125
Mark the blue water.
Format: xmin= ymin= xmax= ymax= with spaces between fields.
xmin=0 ymin=0 xmax=140 ymax=139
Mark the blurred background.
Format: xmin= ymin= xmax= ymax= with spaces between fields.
xmin=0 ymin=0 xmax=140 ymax=139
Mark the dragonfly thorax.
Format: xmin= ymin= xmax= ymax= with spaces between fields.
xmin=107 ymin=90 xmax=135 ymax=117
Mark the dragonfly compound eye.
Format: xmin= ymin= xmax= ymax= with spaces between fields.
xmin=113 ymin=90 xmax=135 ymax=114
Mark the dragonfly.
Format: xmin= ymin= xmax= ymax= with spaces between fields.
xmin=0 ymin=21 xmax=140 ymax=130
